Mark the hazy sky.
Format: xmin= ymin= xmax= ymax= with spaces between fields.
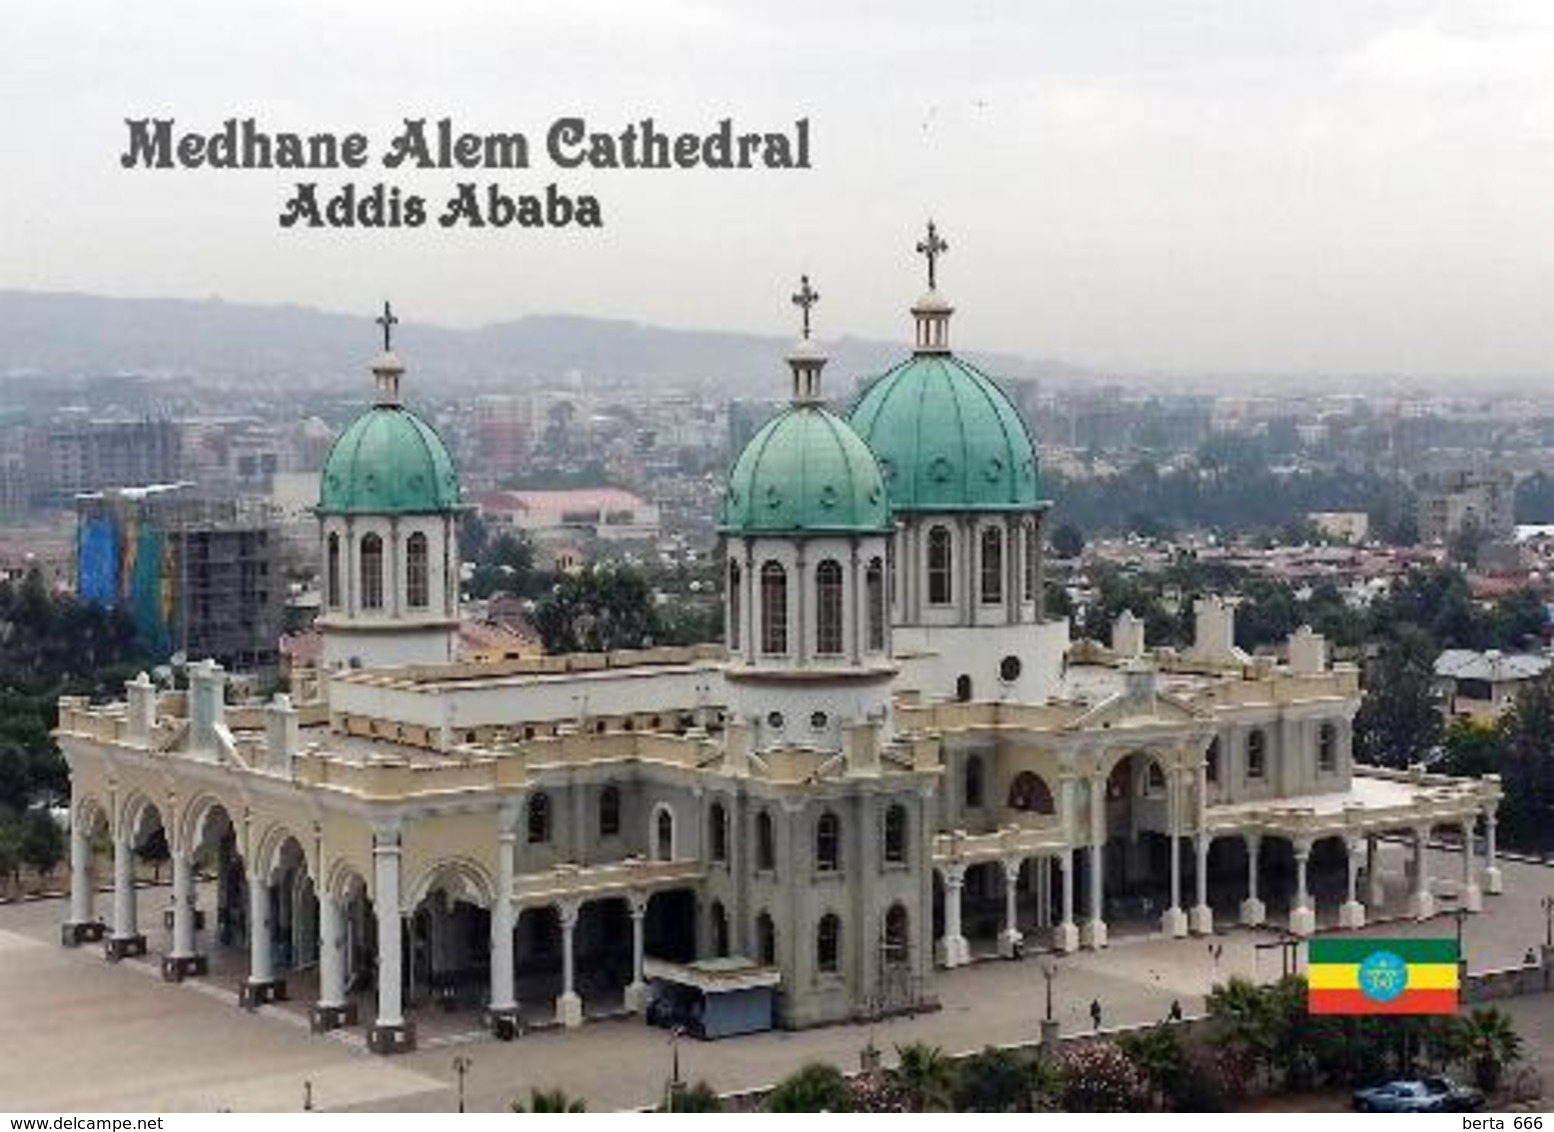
xmin=3 ymin=1 xmax=1553 ymax=377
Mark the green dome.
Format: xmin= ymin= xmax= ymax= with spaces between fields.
xmin=720 ymin=405 xmax=891 ymax=535
xmin=848 ymin=353 xmax=1041 ymax=512
xmin=319 ymin=405 xmax=460 ymax=514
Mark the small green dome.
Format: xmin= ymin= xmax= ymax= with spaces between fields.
xmin=849 ymin=353 xmax=1041 ymax=512
xmin=319 ymin=405 xmax=460 ymax=514
xmin=720 ymin=405 xmax=891 ymax=535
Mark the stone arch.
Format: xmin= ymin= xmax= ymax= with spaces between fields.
xmin=252 ymin=821 xmax=317 ymax=883
xmin=404 ymin=856 xmax=496 ymax=911
xmin=1007 ymin=770 xmax=1055 ymax=815
xmin=323 ymin=858 xmax=370 ymax=904
xmin=1101 ymin=748 xmax=1171 ymax=799
xmin=117 ymin=790 xmax=166 ymax=844
xmin=74 ymin=793 xmax=111 ymax=837
xmin=178 ymin=792 xmax=244 ymax=860
xmin=650 ymin=801 xmax=677 ymax=861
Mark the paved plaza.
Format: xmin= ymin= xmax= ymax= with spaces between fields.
xmin=2 ymin=845 xmax=1551 ymax=1112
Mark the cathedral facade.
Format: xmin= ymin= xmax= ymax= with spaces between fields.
xmin=57 ymin=233 xmax=1500 ymax=1052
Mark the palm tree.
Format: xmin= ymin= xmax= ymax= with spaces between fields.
xmin=511 ymin=1087 xmax=586 ymax=1112
xmin=1456 ymin=1007 xmax=1524 ymax=1092
xmin=658 ymin=1080 xmax=722 ymax=1112
xmin=886 ymin=1042 xmax=956 ymax=1112
xmin=764 ymin=1063 xmax=854 ymax=1112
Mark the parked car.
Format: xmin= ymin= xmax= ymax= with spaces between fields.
xmin=1352 ymin=1077 xmax=1485 ymax=1113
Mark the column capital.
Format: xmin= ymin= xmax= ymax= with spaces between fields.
xmin=941 ymin=862 xmax=966 ymax=888
xmin=558 ymin=898 xmax=582 ymax=929
xmin=628 ymin=891 xmax=649 ymax=919
xmin=1292 ymin=838 xmax=1312 ymax=859
xmin=1000 ymin=856 xmax=1023 ymax=881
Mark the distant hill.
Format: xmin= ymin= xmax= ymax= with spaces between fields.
xmin=0 ymin=290 xmax=1095 ymax=394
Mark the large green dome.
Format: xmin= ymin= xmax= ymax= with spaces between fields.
xmin=319 ymin=404 xmax=460 ymax=514
xmin=849 ymin=353 xmax=1041 ymax=512
xmin=720 ymin=404 xmax=891 ymax=535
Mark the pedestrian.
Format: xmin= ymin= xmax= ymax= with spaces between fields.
xmin=1167 ymin=999 xmax=1182 ymax=1022
xmin=1089 ymin=997 xmax=1102 ymax=1030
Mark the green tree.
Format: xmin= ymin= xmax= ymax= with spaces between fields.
xmin=1050 ymin=523 xmax=1085 ymax=560
xmin=511 ymin=1088 xmax=586 ymax=1113
xmin=1054 ymin=1040 xmax=1149 ymax=1112
xmin=1353 ymin=646 xmax=1442 ymax=768
xmin=950 ymin=1046 xmax=1037 ymax=1112
xmin=657 ymin=1080 xmax=722 ymax=1112
xmin=764 ymin=1063 xmax=854 ymax=1113
xmin=1437 ymin=719 xmax=1505 ymax=779
xmin=0 ymin=819 xmax=20 ymax=891
xmin=532 ymin=564 xmax=662 ymax=654
xmin=1497 ymin=674 xmax=1554 ymax=851
xmin=885 ymin=1042 xmax=955 ymax=1112
xmin=1451 ymin=1007 xmax=1523 ymax=1092
xmin=1117 ymin=1024 xmax=1186 ymax=1109
xmin=17 ymin=810 xmax=64 ymax=880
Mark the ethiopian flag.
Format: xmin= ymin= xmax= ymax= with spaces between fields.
xmin=1308 ymin=938 xmax=1459 ymax=1015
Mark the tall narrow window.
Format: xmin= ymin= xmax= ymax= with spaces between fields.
xmin=927 ymin=526 xmax=952 ymax=605
xmin=1206 ymin=739 xmax=1221 ymax=784
xmin=980 ymin=526 xmax=1003 ymax=604
xmin=865 ymin=557 xmax=885 ymax=651
xmin=1318 ymin=723 xmax=1337 ymax=772
xmin=405 ymin=532 xmax=429 ymax=609
xmin=883 ymin=904 xmax=910 ymax=968
xmin=599 ymin=784 xmax=621 ymax=837
xmin=326 ymin=532 xmax=341 ymax=609
xmin=756 ymin=912 xmax=776 ymax=964
xmin=1247 ymin=730 xmax=1267 ymax=780
xmin=756 ymin=809 xmax=776 ymax=871
xmin=1023 ymin=523 xmax=1037 ymax=602
xmin=527 ymin=791 xmax=551 ymax=844
xmin=727 ymin=560 xmax=742 ymax=651
xmin=709 ymin=802 xmax=728 ymax=863
xmin=760 ymin=561 xmax=788 ymax=655
xmin=655 ymin=807 xmax=674 ymax=860
xmin=817 ymin=913 xmax=841 ymax=973
xmin=710 ymin=901 xmax=730 ymax=958
xmin=360 ymin=533 xmax=384 ymax=611
xmin=816 ymin=811 xmax=841 ymax=872
xmin=883 ymin=804 xmax=908 ymax=864
xmin=815 ymin=559 xmax=843 ymax=655
xmin=964 ymin=755 xmax=985 ymax=808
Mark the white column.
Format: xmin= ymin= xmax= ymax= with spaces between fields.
xmin=372 ymin=833 xmax=404 ymax=1030
xmin=171 ymin=852 xmax=197 ymax=958
xmin=556 ymin=900 xmax=583 ymax=1028
xmin=68 ymin=818 xmax=94 ymax=928
xmin=1483 ymin=811 xmax=1503 ymax=894
xmin=937 ymin=865 xmax=970 ymax=967
xmin=317 ymin=892 xmax=346 ymax=1008
xmin=1162 ymin=769 xmax=1187 ymax=937
xmin=1461 ymin=818 xmax=1483 ymax=912
xmin=1189 ymin=762 xmax=1213 ymax=934
xmin=489 ymin=823 xmax=517 ymax=1016
xmin=624 ymin=893 xmax=648 ymax=1010
xmin=1082 ymin=773 xmax=1107 ymax=949
xmin=248 ymin=872 xmax=274 ymax=985
xmin=111 ymin=835 xmax=137 ymax=942
xmin=1240 ymin=834 xmax=1266 ymax=925
xmin=1366 ymin=834 xmax=1386 ymax=907
xmin=999 ymin=857 xmax=1024 ymax=957
xmin=1339 ymin=837 xmax=1366 ymax=929
xmin=1035 ymin=857 xmax=1051 ymax=929
xmin=1054 ymin=852 xmax=1078 ymax=952
xmin=1410 ymin=827 xmax=1435 ymax=920
xmin=1289 ymin=840 xmax=1315 ymax=936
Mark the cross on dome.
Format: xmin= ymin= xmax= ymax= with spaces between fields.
xmin=916 ymin=220 xmax=948 ymax=291
xmin=375 ymin=300 xmax=399 ymax=353
xmin=791 ymin=274 xmax=819 ymax=340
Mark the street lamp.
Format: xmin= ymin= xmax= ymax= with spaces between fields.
xmin=1541 ymin=895 xmax=1554 ymax=950
xmin=452 ymin=1055 xmax=472 ymax=1114
xmin=1039 ymin=959 xmax=1058 ymax=1023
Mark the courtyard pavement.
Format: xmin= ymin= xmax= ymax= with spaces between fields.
xmin=1 ymin=844 xmax=1550 ymax=1112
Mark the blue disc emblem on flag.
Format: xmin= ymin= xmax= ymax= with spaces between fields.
xmin=1358 ymin=950 xmax=1409 ymax=1003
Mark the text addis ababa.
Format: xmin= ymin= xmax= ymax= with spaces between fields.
xmin=121 ymin=117 xmax=811 ymax=171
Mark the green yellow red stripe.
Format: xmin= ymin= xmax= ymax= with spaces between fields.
xmin=1306 ymin=938 xmax=1459 ymax=1015
xmin=1308 ymin=963 xmax=1458 ymax=991
xmin=1309 ymin=988 xmax=1459 ymax=1015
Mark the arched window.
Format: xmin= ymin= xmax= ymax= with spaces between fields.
xmin=816 ymin=811 xmax=841 ymax=873
xmin=756 ymin=911 xmax=776 ymax=965
xmin=815 ymin=559 xmax=844 ymax=656
xmin=1008 ymin=771 xmax=1055 ymax=814
xmin=1023 ymin=522 xmax=1038 ymax=602
xmin=964 ymin=755 xmax=985 ymax=809
xmin=980 ymin=526 xmax=1003 ymax=604
xmin=1145 ymin=761 xmax=1167 ymax=796
xmin=710 ymin=901 xmax=730 ymax=958
xmin=360 ymin=533 xmax=384 ymax=611
xmin=1247 ymin=729 xmax=1267 ymax=779
xmin=1206 ymin=738 xmax=1221 ymax=784
xmin=760 ymin=561 xmax=788 ymax=655
xmin=756 ymin=809 xmax=776 ymax=872
xmin=817 ymin=913 xmax=841 ymax=973
xmin=865 ymin=557 xmax=885 ymax=651
xmin=1318 ymin=723 xmax=1338 ymax=772
xmin=927 ymin=526 xmax=953 ymax=605
xmin=405 ymin=532 xmax=429 ymax=609
xmin=883 ymin=904 xmax=910 ymax=969
xmin=709 ymin=802 xmax=728 ymax=863
xmin=655 ymin=807 xmax=675 ymax=860
xmin=727 ymin=560 xmax=742 ymax=651
xmin=598 ymin=784 xmax=621 ymax=838
xmin=527 ymin=791 xmax=551 ymax=844
xmin=326 ymin=532 xmax=341 ymax=609
xmin=956 ymin=674 xmax=973 ymax=702
xmin=883 ymin=804 xmax=908 ymax=863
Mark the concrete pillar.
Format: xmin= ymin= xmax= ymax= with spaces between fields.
xmin=1461 ymin=818 xmax=1483 ymax=912
xmin=1483 ymin=811 xmax=1502 ymax=894
xmin=1190 ymin=762 xmax=1213 ymax=934
xmin=937 ymin=864 xmax=970 ymax=967
xmin=998 ymin=857 xmax=1024 ymax=957
xmin=1240 ymin=834 xmax=1266 ymax=926
xmin=105 ymin=834 xmax=145 ymax=959
xmin=171 ymin=852 xmax=197 ymax=957
xmin=1035 ymin=857 xmax=1052 ymax=929
xmin=557 ymin=900 xmax=583 ymax=1029
xmin=1162 ymin=769 xmax=1187 ymax=938
xmin=249 ymin=874 xmax=274 ymax=984
xmin=1339 ymin=837 xmax=1366 ymax=929
xmin=624 ymin=893 xmax=649 ymax=1011
xmin=66 ymin=818 xmax=95 ymax=932
xmin=1082 ymin=774 xmax=1107 ymax=949
xmin=489 ymin=821 xmax=517 ymax=1027
xmin=1289 ymin=840 xmax=1315 ymax=936
xmin=1411 ymin=827 xmax=1435 ymax=920
xmin=1054 ymin=851 xmax=1079 ymax=953
xmin=308 ymin=890 xmax=360 ymax=1031
xmin=367 ymin=830 xmax=413 ymax=1052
